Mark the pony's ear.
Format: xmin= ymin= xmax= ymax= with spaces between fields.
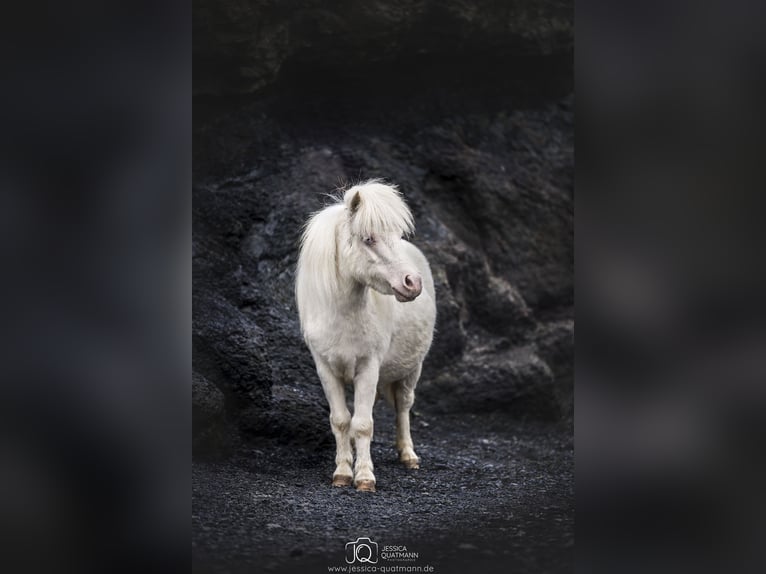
xmin=349 ymin=191 xmax=361 ymax=214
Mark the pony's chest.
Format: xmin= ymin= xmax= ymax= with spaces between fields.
xmin=319 ymin=338 xmax=385 ymax=385
xmin=306 ymin=313 xmax=392 ymax=380
xmin=316 ymin=319 xmax=389 ymax=354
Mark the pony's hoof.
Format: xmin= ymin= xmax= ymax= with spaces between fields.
xmin=355 ymin=480 xmax=376 ymax=492
xmin=332 ymin=475 xmax=353 ymax=487
xmin=402 ymin=458 xmax=420 ymax=470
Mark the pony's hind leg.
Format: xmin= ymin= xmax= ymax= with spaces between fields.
xmin=395 ymin=365 xmax=422 ymax=469
xmin=316 ymin=361 xmax=353 ymax=486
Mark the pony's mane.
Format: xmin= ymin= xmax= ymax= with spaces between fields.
xmin=344 ymin=180 xmax=414 ymax=239
xmin=296 ymin=204 xmax=345 ymax=322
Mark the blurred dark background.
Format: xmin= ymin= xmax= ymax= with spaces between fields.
xmin=577 ymin=1 xmax=766 ymax=572
xmin=0 ymin=2 xmax=189 ymax=572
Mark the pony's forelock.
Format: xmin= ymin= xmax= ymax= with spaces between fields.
xmin=343 ymin=180 xmax=414 ymax=238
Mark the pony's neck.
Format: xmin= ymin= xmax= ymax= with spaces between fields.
xmin=334 ymin=272 xmax=371 ymax=315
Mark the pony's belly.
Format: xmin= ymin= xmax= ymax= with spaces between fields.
xmin=378 ymin=296 xmax=435 ymax=384
xmin=378 ymin=363 xmax=414 ymax=385
xmin=379 ymin=335 xmax=432 ymax=384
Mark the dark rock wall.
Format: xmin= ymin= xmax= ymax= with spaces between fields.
xmin=193 ymin=0 xmax=573 ymax=453
xmin=193 ymin=0 xmax=573 ymax=96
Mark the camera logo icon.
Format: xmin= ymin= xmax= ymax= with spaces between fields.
xmin=345 ymin=537 xmax=379 ymax=564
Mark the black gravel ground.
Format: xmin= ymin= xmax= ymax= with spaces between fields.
xmin=192 ymin=409 xmax=573 ymax=574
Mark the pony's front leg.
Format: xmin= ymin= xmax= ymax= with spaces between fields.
xmin=316 ymin=361 xmax=353 ymax=487
xmin=395 ymin=365 xmax=421 ymax=469
xmin=351 ymin=359 xmax=380 ymax=492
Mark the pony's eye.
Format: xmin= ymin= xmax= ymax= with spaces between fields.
xmin=363 ymin=236 xmax=375 ymax=246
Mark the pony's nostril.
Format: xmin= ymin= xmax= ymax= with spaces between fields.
xmin=403 ymin=274 xmax=422 ymax=294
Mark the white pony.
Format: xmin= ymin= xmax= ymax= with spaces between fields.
xmin=295 ymin=180 xmax=436 ymax=492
